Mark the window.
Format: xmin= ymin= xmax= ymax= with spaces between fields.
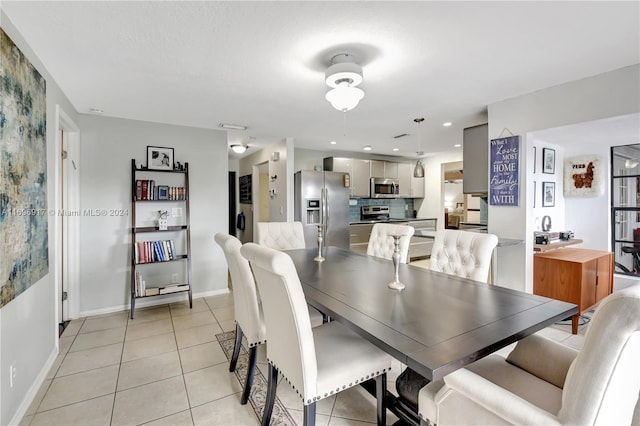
xmin=611 ymin=144 xmax=640 ymax=275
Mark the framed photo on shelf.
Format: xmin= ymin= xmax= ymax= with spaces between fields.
xmin=157 ymin=185 xmax=169 ymax=200
xmin=147 ymin=146 xmax=174 ymax=170
xmin=542 ymin=181 xmax=555 ymax=207
xmin=542 ymin=148 xmax=555 ymax=174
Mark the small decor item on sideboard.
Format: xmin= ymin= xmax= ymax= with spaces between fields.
xmin=157 ymin=210 xmax=169 ymax=230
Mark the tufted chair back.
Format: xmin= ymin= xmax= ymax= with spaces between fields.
xmin=367 ymin=223 xmax=415 ymax=264
xmin=429 ymin=229 xmax=498 ymax=282
xmin=558 ymin=284 xmax=640 ymax=425
xmin=256 ymin=221 xmax=306 ymax=250
xmin=214 ymin=233 xmax=265 ymax=346
xmin=240 ymin=243 xmax=318 ymax=399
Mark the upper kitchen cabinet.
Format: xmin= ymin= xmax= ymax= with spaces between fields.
xmin=462 ymin=123 xmax=489 ymax=194
xmin=370 ymin=160 xmax=398 ymax=179
xmin=370 ymin=160 xmax=385 ymax=178
xmin=324 ymin=157 xmax=371 ymax=198
xmin=397 ymin=162 xmax=413 ymax=197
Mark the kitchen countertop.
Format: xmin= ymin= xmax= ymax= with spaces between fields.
xmin=349 ymin=217 xmax=437 ymax=225
xmin=413 ymin=229 xmax=524 ymax=248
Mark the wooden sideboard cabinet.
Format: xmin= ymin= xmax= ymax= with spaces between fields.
xmin=533 ymin=248 xmax=613 ymax=334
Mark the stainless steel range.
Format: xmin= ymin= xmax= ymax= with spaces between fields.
xmin=360 ymin=205 xmax=407 ymax=223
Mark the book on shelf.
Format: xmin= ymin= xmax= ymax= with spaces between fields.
xmin=134 ymin=180 xmax=185 ymax=201
xmin=135 ymin=239 xmax=176 ymax=264
xmin=159 ymin=283 xmax=190 ymax=294
xmin=145 ymin=287 xmax=159 ymax=296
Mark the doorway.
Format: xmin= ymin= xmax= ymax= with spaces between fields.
xmin=55 ymin=106 xmax=80 ymax=336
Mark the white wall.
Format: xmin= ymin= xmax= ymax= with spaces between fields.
xmin=238 ymin=139 xmax=289 ymax=242
xmin=0 ymin=11 xmax=80 ymax=425
xmin=78 ymin=115 xmax=229 ymax=315
xmin=488 ymin=64 xmax=640 ymax=293
xmin=418 ymin=152 xmax=464 ymax=229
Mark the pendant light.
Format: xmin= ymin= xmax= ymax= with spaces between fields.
xmin=413 ymin=117 xmax=425 ymax=178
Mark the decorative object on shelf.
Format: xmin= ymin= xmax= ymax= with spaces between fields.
xmin=563 ymin=155 xmax=604 ymax=197
xmin=325 ymin=53 xmax=365 ymax=112
xmin=490 ymin=135 xmax=520 ymax=206
xmin=157 ymin=210 xmax=169 ymax=230
xmin=542 ymin=147 xmax=555 ymax=174
xmin=174 ymin=161 xmax=182 ymax=171
xmin=387 ymin=234 xmax=406 ymax=290
xmin=314 ymin=224 xmax=325 ymax=262
xmin=542 ymin=181 xmax=555 ymax=207
xmin=157 ymin=185 xmax=169 ymax=200
xmin=413 ymin=118 xmax=425 ymax=178
xmin=0 ymin=29 xmax=49 ymax=308
xmin=147 ymin=146 xmax=174 ymax=170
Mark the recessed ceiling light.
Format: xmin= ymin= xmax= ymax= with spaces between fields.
xmin=363 ymin=145 xmax=372 ymax=151
xmin=89 ymin=108 xmax=104 ymax=114
xmin=443 ymin=122 xmax=452 ymax=127
xmin=330 ymin=141 xmax=337 ymax=145
xmin=219 ymin=123 xmax=247 ymax=130
xmin=454 ymin=144 xmax=461 ymax=148
xmin=393 ymin=148 xmax=399 ymax=152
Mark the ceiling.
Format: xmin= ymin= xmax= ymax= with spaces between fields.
xmin=2 ymin=1 xmax=639 ymax=159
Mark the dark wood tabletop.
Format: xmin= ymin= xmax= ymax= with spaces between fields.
xmin=286 ymin=246 xmax=577 ymax=381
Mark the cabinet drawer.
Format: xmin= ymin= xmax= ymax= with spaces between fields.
xmin=409 ymin=219 xmax=436 ymax=230
xmin=349 ymin=224 xmax=374 ymax=244
xmin=408 ymin=241 xmax=433 ymax=260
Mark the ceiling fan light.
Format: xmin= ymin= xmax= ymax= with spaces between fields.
xmin=325 ymin=84 xmax=365 ymax=112
xmin=413 ymin=160 xmax=425 ymax=178
xmin=230 ymin=144 xmax=248 ymax=154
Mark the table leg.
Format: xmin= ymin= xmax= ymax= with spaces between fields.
xmin=571 ymin=314 xmax=579 ymax=335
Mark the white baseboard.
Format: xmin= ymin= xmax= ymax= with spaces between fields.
xmin=8 ymin=347 xmax=58 ymax=426
xmin=79 ymin=288 xmax=231 ymax=318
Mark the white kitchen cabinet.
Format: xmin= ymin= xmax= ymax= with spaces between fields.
xmin=383 ymin=161 xmax=398 ymax=179
xmin=324 ymin=157 xmax=371 ymax=198
xmin=370 ymin=160 xmax=385 ymax=178
xmin=352 ymin=159 xmax=372 ymax=198
xmin=397 ymin=162 xmax=412 ymax=197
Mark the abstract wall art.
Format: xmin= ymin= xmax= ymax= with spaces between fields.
xmin=0 ymin=28 xmax=48 ymax=308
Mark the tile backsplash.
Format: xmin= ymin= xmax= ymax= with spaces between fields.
xmin=349 ymin=198 xmax=415 ymax=222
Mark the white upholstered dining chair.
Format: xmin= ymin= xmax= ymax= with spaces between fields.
xmin=255 ymin=221 xmax=306 ymax=250
xmin=366 ymin=223 xmax=415 ymax=264
xmin=395 ymin=228 xmax=499 ymax=416
xmin=418 ymin=284 xmax=640 ymax=426
xmin=254 ymin=221 xmax=324 ymax=327
xmin=429 ymin=229 xmax=498 ymax=283
xmin=240 ymin=243 xmax=393 ymax=426
xmin=214 ymin=232 xmax=265 ymax=405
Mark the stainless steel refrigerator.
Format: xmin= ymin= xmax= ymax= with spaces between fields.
xmin=294 ymin=170 xmax=350 ymax=249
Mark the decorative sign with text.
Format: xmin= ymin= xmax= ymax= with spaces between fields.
xmin=490 ymin=135 xmax=520 ymax=206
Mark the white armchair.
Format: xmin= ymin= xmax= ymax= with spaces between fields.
xmin=367 ymin=223 xmax=415 ymax=264
xmin=429 ymin=229 xmax=498 ymax=283
xmin=418 ymin=284 xmax=640 ymax=425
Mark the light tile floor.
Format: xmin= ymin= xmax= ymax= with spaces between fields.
xmin=19 ymin=290 xmax=586 ymax=426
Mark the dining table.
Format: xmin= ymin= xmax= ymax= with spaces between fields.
xmin=286 ymin=246 xmax=578 ymax=383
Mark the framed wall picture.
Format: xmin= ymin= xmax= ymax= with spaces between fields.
xmin=543 ymin=148 xmax=555 ymax=174
xmin=147 ymin=146 xmax=174 ymax=170
xmin=542 ymin=181 xmax=555 ymax=207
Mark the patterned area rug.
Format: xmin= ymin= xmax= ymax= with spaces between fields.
xmin=216 ymin=331 xmax=296 ymax=425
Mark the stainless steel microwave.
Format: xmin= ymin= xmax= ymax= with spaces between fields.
xmin=370 ymin=178 xmax=399 ymax=198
